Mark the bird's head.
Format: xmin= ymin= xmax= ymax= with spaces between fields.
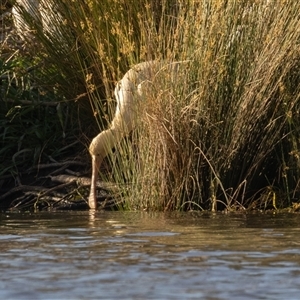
xmin=89 ymin=130 xmax=115 ymax=158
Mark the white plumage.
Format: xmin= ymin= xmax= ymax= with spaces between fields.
xmin=88 ymin=61 xmax=185 ymax=209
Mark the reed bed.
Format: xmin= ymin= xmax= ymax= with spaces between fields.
xmin=2 ymin=0 xmax=300 ymax=211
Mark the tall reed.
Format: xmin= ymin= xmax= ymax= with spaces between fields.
xmin=12 ymin=0 xmax=300 ymax=211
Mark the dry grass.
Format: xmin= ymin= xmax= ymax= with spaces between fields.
xmin=7 ymin=0 xmax=300 ymax=211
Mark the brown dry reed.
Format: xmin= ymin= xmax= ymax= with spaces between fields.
xmin=15 ymin=0 xmax=300 ymax=211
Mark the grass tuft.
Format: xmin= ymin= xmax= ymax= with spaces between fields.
xmin=1 ymin=0 xmax=300 ymax=211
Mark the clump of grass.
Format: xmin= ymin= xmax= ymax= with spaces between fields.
xmin=0 ymin=50 xmax=86 ymax=179
xmin=6 ymin=0 xmax=300 ymax=211
xmin=116 ymin=1 xmax=300 ymax=211
xmin=0 ymin=4 xmax=90 ymax=180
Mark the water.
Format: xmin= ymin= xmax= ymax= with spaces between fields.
xmin=0 ymin=211 xmax=300 ymax=299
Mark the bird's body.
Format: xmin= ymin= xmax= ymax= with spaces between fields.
xmin=88 ymin=60 xmax=186 ymax=209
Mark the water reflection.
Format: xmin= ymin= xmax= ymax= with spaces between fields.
xmin=0 ymin=211 xmax=300 ymax=299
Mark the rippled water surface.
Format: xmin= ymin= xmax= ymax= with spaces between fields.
xmin=1 ymin=211 xmax=300 ymax=299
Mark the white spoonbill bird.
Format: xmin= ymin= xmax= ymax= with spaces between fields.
xmin=88 ymin=60 xmax=186 ymax=209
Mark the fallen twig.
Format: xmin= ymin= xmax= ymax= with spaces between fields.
xmin=0 ymin=185 xmax=47 ymax=201
xmin=50 ymin=174 xmax=120 ymax=192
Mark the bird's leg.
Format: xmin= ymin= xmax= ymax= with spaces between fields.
xmin=88 ymin=154 xmax=103 ymax=209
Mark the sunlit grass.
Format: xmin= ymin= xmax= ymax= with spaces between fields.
xmin=3 ymin=0 xmax=300 ymax=211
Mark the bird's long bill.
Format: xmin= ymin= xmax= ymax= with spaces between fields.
xmin=88 ymin=155 xmax=101 ymax=209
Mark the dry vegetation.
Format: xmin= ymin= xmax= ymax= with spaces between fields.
xmin=1 ymin=0 xmax=300 ymax=211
